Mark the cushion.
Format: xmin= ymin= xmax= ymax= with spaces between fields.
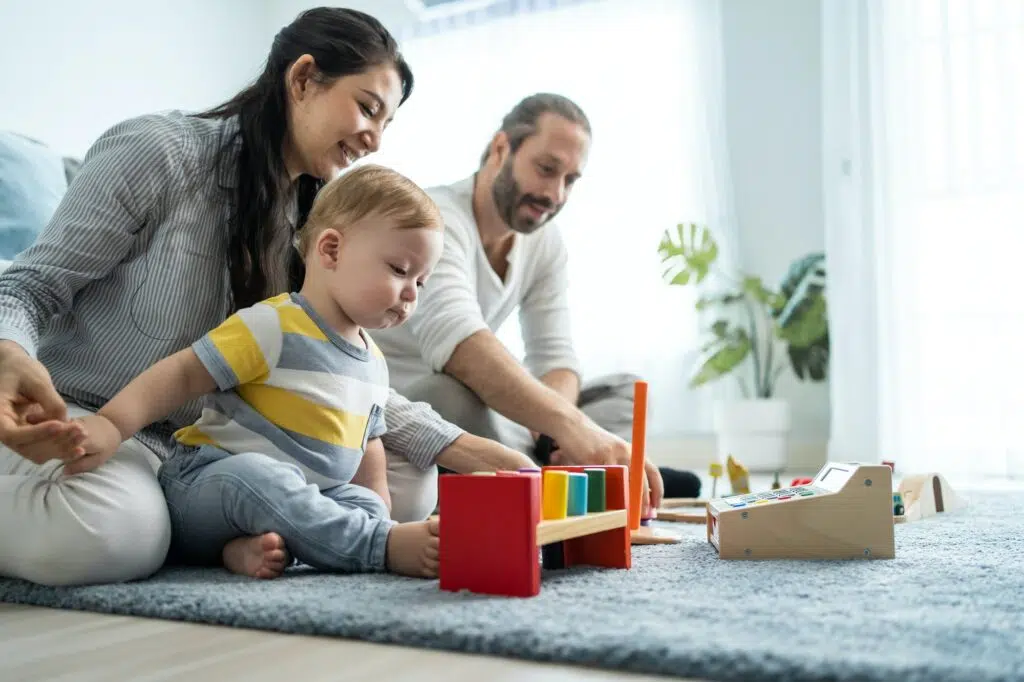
xmin=0 ymin=132 xmax=68 ymax=259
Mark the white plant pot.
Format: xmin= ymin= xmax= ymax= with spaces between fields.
xmin=713 ymin=399 xmax=792 ymax=472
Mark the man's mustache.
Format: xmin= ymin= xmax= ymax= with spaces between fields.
xmin=520 ymin=195 xmax=554 ymax=210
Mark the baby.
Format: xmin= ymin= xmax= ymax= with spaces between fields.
xmin=58 ymin=164 xmax=444 ymax=579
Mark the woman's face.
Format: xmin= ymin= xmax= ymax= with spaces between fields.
xmin=285 ymin=58 xmax=403 ymax=181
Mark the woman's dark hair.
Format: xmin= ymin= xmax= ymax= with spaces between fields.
xmin=196 ymin=7 xmax=413 ymax=310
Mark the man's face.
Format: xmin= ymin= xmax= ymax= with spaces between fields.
xmin=491 ymin=112 xmax=590 ymax=234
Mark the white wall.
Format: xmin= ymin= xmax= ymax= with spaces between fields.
xmin=0 ymin=0 xmax=830 ymax=464
xmin=0 ymin=0 xmax=268 ymax=157
xmin=720 ymin=0 xmax=830 ymax=447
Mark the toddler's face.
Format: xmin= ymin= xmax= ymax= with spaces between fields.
xmin=328 ymin=216 xmax=443 ymax=330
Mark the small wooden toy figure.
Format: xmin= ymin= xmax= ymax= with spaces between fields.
xmin=726 ymin=455 xmax=750 ymax=495
xmin=771 ymin=472 xmax=781 ymax=490
xmin=709 ymin=462 xmax=723 ymax=498
xmin=898 ymin=473 xmax=967 ymax=522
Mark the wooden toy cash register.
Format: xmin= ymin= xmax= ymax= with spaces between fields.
xmin=707 ymin=462 xmax=895 ymax=560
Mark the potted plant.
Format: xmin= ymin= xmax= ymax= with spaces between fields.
xmin=657 ymin=223 xmax=829 ymax=472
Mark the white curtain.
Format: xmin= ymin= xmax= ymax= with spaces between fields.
xmin=823 ymin=0 xmax=1024 ymax=477
xmin=373 ymin=0 xmax=739 ymax=437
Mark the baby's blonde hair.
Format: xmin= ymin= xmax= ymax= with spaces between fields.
xmin=297 ymin=164 xmax=442 ymax=260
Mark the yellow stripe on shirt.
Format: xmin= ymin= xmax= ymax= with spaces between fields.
xmin=172 ymin=425 xmax=218 ymax=448
xmin=207 ymin=313 xmax=270 ymax=385
xmin=237 ymin=382 xmax=369 ymax=448
xmin=275 ymin=302 xmax=329 ymax=342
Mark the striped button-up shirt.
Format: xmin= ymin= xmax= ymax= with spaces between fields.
xmin=0 ymin=111 xmax=461 ymax=467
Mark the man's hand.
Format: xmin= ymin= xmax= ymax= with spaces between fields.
xmin=549 ymin=416 xmax=630 ymax=467
xmin=549 ymin=416 xmax=664 ymax=514
xmin=63 ymin=414 xmax=123 ymax=476
xmin=644 ymin=457 xmax=665 ymax=512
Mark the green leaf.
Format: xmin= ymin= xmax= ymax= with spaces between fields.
xmin=695 ymin=292 xmax=744 ymax=310
xmin=779 ymin=253 xmax=826 ymax=300
xmin=787 ymin=330 xmax=829 ymax=381
xmin=710 ymin=320 xmax=731 ymax=338
xmin=657 ymin=222 xmax=720 ymax=287
xmin=742 ymin=276 xmax=782 ymax=308
xmin=689 ymin=336 xmax=752 ymax=388
xmin=776 ymin=253 xmax=826 ymax=326
xmin=671 ymin=270 xmax=691 ymax=285
xmin=777 ymin=295 xmax=828 ymax=348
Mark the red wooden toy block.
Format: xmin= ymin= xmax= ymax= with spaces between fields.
xmin=439 ymin=473 xmax=541 ymax=597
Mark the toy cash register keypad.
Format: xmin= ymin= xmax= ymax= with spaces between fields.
xmin=723 ymin=486 xmax=819 ymax=507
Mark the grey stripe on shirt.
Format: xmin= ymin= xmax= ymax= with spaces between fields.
xmin=0 ymin=111 xmax=462 ymax=467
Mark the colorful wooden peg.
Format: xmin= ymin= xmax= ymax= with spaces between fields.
xmin=542 ymin=470 xmax=570 ymax=520
xmin=584 ymin=468 xmax=606 ymax=512
xmin=567 ymin=472 xmax=589 ymax=516
xmin=628 ymin=380 xmax=648 ymax=531
xmin=709 ymin=462 xmax=723 ymax=498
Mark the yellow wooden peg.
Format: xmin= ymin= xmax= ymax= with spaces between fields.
xmin=709 ymin=462 xmax=723 ymax=498
xmin=542 ymin=470 xmax=570 ymax=520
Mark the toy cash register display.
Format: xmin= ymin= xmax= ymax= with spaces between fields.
xmin=707 ymin=462 xmax=896 ymax=560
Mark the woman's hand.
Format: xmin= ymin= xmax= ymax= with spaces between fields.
xmin=0 ymin=340 xmax=82 ymax=464
xmin=63 ymin=414 xmax=124 ymax=476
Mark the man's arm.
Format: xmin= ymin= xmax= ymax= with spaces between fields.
xmin=443 ymin=227 xmax=584 ymax=444
xmin=540 ymin=368 xmax=580 ymax=406
xmin=444 ymin=330 xmax=584 ymax=442
xmin=530 ymin=368 xmax=580 ymax=442
xmin=445 ymin=337 xmax=662 ymax=507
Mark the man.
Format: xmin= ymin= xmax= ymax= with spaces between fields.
xmin=372 ymin=94 xmax=701 ymax=511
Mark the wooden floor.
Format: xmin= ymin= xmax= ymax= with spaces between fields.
xmin=0 ymin=603 xmax=688 ymax=682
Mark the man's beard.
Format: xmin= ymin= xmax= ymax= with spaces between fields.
xmin=491 ymin=158 xmax=561 ymax=234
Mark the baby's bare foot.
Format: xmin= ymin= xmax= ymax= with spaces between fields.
xmin=385 ymin=518 xmax=440 ymax=578
xmin=222 ymin=533 xmax=289 ymax=579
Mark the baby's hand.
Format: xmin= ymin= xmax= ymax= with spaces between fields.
xmin=42 ymin=419 xmax=88 ymax=462
xmin=63 ymin=414 xmax=123 ymax=476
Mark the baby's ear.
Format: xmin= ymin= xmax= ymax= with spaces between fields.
xmin=316 ymin=228 xmax=343 ymax=266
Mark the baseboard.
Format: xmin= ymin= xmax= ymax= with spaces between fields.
xmin=647 ymin=435 xmax=828 ymax=474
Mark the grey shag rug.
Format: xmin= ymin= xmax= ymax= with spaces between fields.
xmin=2 ymin=489 xmax=1023 ymax=682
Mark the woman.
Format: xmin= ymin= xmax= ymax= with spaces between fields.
xmin=0 ymin=7 xmax=530 ymax=587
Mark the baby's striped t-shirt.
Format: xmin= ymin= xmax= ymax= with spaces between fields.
xmin=173 ymin=292 xmax=390 ymax=489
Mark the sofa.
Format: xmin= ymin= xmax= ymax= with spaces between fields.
xmin=0 ymin=131 xmax=80 ymax=260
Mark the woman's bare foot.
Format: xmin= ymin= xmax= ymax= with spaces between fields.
xmin=385 ymin=518 xmax=440 ymax=578
xmin=222 ymin=533 xmax=290 ymax=579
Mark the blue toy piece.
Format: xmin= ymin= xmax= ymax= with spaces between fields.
xmin=567 ymin=472 xmax=589 ymax=516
